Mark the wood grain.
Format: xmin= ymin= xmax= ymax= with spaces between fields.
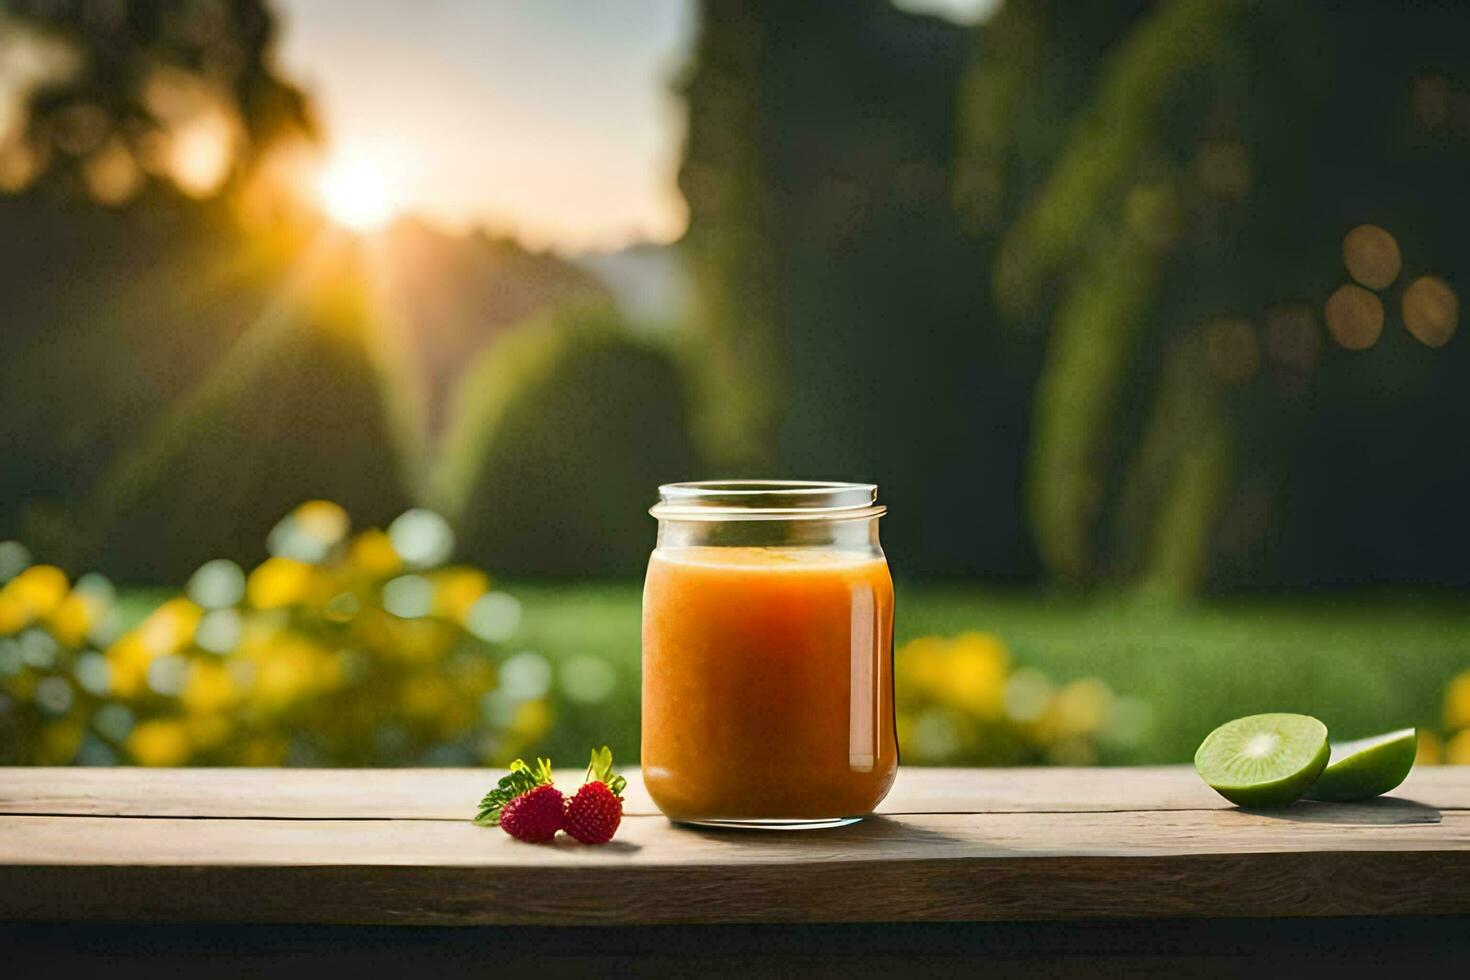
xmin=1 ymin=766 xmax=1467 ymax=925
xmin=5 ymin=766 xmax=1466 ymax=819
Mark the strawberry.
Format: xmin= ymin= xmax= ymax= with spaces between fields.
xmin=473 ymin=758 xmax=563 ymax=842
xmin=499 ymin=784 xmax=565 ymax=843
xmin=564 ymin=746 xmax=627 ymax=844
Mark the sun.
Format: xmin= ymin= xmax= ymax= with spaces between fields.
xmin=317 ymin=153 xmax=395 ymax=232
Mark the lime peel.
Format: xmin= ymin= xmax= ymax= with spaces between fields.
xmin=1308 ymin=728 xmax=1417 ymax=802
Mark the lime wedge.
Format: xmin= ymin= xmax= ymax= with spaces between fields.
xmin=1307 ymin=728 xmax=1417 ymax=802
xmin=1194 ymin=713 xmax=1329 ymax=807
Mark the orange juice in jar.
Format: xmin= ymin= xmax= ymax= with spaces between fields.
xmin=642 ymin=481 xmax=897 ymax=828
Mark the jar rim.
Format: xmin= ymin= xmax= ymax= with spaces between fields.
xmin=651 ymin=480 xmax=884 ymax=521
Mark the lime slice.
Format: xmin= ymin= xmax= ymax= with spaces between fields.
xmin=1194 ymin=713 xmax=1329 ymax=807
xmin=1307 ymin=728 xmax=1417 ymax=802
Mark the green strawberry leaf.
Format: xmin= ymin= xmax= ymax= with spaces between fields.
xmin=584 ymin=745 xmax=626 ymax=797
xmin=473 ymin=757 xmax=554 ymax=826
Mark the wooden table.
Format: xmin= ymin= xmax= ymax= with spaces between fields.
xmin=3 ymin=766 xmax=1469 ymax=970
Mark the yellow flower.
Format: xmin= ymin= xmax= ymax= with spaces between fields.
xmin=940 ymin=632 xmax=1010 ymax=719
xmin=295 ymin=499 xmax=350 ymax=548
xmin=348 ymin=528 xmax=400 ymax=578
xmin=105 ymin=632 xmax=154 ymax=698
xmin=1445 ymin=729 xmax=1470 ymax=766
xmin=510 ymin=698 xmax=553 ymax=741
xmin=6 ymin=565 xmax=69 ymax=621
xmin=382 ymin=617 xmax=453 ymax=664
xmin=432 ymin=567 xmax=489 ymax=623
xmin=249 ymin=639 xmax=331 ymax=712
xmin=181 ymin=661 xmax=238 ymax=714
xmin=138 ymin=598 xmax=203 ymax=655
xmin=1416 ymin=730 xmax=1442 ymax=766
xmin=1445 ymin=671 xmax=1470 ymax=730
xmin=0 ymin=591 xmax=27 ymax=634
xmin=247 ymin=557 xmax=314 ymax=610
xmin=896 ymin=636 xmax=947 ymax=699
xmin=1036 ymin=678 xmax=1115 ymax=743
xmin=47 ymin=592 xmax=93 ymax=648
xmin=127 ymin=719 xmax=192 ymax=767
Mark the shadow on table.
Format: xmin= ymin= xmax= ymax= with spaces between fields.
xmin=543 ymin=837 xmax=643 ymax=855
xmin=1236 ymin=796 xmax=1440 ymax=825
xmin=674 ymin=814 xmax=978 ymax=849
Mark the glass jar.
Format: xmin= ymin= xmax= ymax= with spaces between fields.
xmin=641 ymin=481 xmax=897 ymax=828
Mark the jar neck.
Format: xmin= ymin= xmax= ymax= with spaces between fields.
xmin=656 ymin=515 xmax=884 ymax=554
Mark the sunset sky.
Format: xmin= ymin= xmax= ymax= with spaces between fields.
xmin=274 ymin=0 xmax=694 ymax=253
xmin=272 ymin=0 xmax=994 ymax=254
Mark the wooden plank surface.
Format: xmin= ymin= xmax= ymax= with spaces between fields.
xmin=7 ymin=765 xmax=1468 ymax=818
xmin=1 ymin=766 xmax=1468 ymax=925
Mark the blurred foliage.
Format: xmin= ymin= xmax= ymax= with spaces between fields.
xmin=3 ymin=0 xmax=314 ymax=206
xmin=1 ymin=4 xmax=677 ymax=585
xmin=896 ymin=631 xmax=1149 ymax=766
xmin=0 ymin=501 xmax=549 ymax=766
xmin=435 ymin=304 xmax=701 ymax=577
xmin=679 ymin=0 xmax=1037 ymax=576
xmin=0 ymin=0 xmax=420 ymax=580
xmin=376 ymin=219 xmax=611 ymax=437
xmin=12 ymin=558 xmax=1470 ymax=768
xmin=1429 ymin=670 xmax=1470 ymax=766
xmin=683 ymin=0 xmax=1470 ymax=589
xmin=28 ymin=239 xmax=417 ymax=581
xmin=972 ymin=0 xmax=1470 ymax=591
xmin=2 ymin=0 xmax=1470 ymax=592
xmin=676 ymin=0 xmax=779 ymax=471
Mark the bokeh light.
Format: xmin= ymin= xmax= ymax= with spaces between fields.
xmin=82 ymin=137 xmax=142 ymax=205
xmin=560 ymin=654 xmax=617 ymax=704
xmin=1342 ymin=224 xmax=1401 ymax=290
xmin=318 ymin=152 xmax=396 ymax=231
xmin=1401 ymin=274 xmax=1460 ymax=348
xmin=194 ymin=608 xmax=242 ymax=655
xmin=187 ymin=559 xmax=246 ymax=610
xmin=169 ymin=110 xmax=237 ymax=197
xmin=0 ymin=542 xmax=32 ymax=582
xmin=389 ymin=508 xmax=455 ymax=568
xmin=382 ymin=574 xmax=434 ymax=619
xmin=498 ymin=650 xmax=552 ymax=700
xmin=465 ymin=591 xmax=522 ymax=643
xmin=1324 ymin=283 xmax=1384 ymax=350
xmin=268 ymin=500 xmax=350 ymax=564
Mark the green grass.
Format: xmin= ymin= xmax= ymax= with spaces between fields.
xmin=509 ymin=582 xmax=1470 ymax=765
xmin=116 ymin=583 xmax=1470 ymax=766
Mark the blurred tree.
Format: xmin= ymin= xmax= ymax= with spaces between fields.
xmin=680 ymin=0 xmax=1038 ymax=576
xmin=434 ymin=304 xmax=701 ymax=577
xmin=2 ymin=0 xmax=314 ymax=206
xmin=46 ymin=242 xmax=418 ymax=581
xmin=967 ymin=0 xmax=1470 ymax=592
xmin=0 ymin=0 xmax=417 ymax=579
xmin=374 ymin=218 xmax=611 ymax=438
xmin=684 ymin=0 xmax=1470 ymax=589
